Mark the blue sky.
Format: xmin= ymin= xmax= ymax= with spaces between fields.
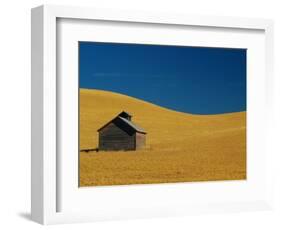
xmin=79 ymin=42 xmax=246 ymax=114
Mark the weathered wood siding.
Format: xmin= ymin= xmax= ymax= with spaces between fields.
xmin=135 ymin=132 xmax=146 ymax=149
xmin=98 ymin=120 xmax=135 ymax=151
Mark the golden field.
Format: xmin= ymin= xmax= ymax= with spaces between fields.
xmin=79 ymin=88 xmax=246 ymax=186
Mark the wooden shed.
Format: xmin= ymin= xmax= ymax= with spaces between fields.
xmin=97 ymin=111 xmax=146 ymax=151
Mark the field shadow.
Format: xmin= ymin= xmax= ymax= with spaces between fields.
xmin=81 ymin=147 xmax=99 ymax=153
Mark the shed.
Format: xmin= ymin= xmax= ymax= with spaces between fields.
xmin=97 ymin=111 xmax=146 ymax=151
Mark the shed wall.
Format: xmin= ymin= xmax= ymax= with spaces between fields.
xmin=135 ymin=132 xmax=146 ymax=149
xmin=99 ymin=122 xmax=135 ymax=151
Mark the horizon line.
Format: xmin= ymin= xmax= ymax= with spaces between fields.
xmin=79 ymin=87 xmax=246 ymax=116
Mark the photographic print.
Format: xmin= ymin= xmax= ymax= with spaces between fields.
xmin=79 ymin=42 xmax=246 ymax=187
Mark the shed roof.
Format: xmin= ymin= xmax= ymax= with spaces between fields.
xmin=118 ymin=111 xmax=132 ymax=118
xmin=97 ymin=113 xmax=146 ymax=134
xmin=118 ymin=116 xmax=146 ymax=134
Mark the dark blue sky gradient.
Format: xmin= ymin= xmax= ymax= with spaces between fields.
xmin=79 ymin=42 xmax=246 ymax=114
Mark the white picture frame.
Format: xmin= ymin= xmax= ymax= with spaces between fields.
xmin=31 ymin=4 xmax=274 ymax=225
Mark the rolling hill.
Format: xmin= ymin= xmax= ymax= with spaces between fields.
xmin=79 ymin=88 xmax=246 ymax=186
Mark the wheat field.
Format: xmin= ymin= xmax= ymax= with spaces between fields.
xmin=79 ymin=88 xmax=246 ymax=186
